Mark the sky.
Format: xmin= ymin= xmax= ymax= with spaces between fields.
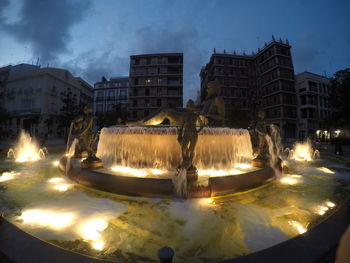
xmin=0 ymin=0 xmax=349 ymax=102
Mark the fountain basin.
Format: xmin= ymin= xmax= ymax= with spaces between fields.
xmin=1 ymin=198 xmax=349 ymax=263
xmin=59 ymin=157 xmax=276 ymax=198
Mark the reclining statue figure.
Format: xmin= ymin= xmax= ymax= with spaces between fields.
xmin=128 ymin=81 xmax=225 ymax=127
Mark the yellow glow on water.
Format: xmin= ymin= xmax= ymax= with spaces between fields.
xmin=21 ymin=209 xmax=74 ymax=229
xmin=92 ymin=240 xmax=105 ymax=251
xmin=48 ymin=177 xmax=64 ymax=183
xmin=317 ymin=167 xmax=335 ymax=174
xmin=235 ymin=163 xmax=252 ymax=169
xmin=52 ymin=161 xmax=59 ymax=167
xmin=198 ymin=168 xmax=242 ymax=177
xmin=290 ymin=141 xmax=313 ymax=161
xmin=326 ymin=201 xmax=335 ymax=208
xmin=288 ymin=220 xmax=307 ymax=234
xmin=0 ymin=171 xmax=18 ymax=182
xmin=54 ymin=184 xmax=72 ymax=192
xmin=280 ymin=175 xmax=302 ymax=185
xmin=79 ymin=218 xmax=108 ymax=241
xmin=111 ymin=166 xmax=148 ymax=177
xmin=150 ymin=169 xmax=165 ymax=175
xmin=198 ymin=198 xmax=215 ymax=206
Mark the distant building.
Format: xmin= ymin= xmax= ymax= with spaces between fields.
xmin=295 ymin=71 xmax=332 ymax=140
xmin=93 ymin=76 xmax=129 ymax=115
xmin=200 ymin=37 xmax=297 ymax=140
xmin=129 ymin=53 xmax=183 ymax=120
xmin=0 ymin=65 xmax=93 ymax=138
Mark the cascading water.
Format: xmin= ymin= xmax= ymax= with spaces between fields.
xmin=66 ymin=138 xmax=78 ymax=176
xmin=172 ymin=168 xmax=187 ymax=198
xmin=96 ymin=126 xmax=253 ymax=170
xmin=66 ymin=122 xmax=74 ymax=154
xmin=7 ymin=130 xmax=47 ymax=162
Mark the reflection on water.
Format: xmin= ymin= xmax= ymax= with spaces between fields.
xmin=0 ymin=155 xmax=349 ymax=262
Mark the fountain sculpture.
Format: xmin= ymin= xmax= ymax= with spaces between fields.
xmin=60 ymin=81 xmax=279 ymax=198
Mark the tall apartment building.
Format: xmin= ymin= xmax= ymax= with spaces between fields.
xmin=93 ymin=77 xmax=128 ymax=115
xmin=129 ymin=53 xmax=183 ymax=120
xmin=0 ymin=65 xmax=93 ymax=138
xmin=295 ymin=72 xmax=332 ymax=140
xmin=200 ymin=37 xmax=297 ymax=140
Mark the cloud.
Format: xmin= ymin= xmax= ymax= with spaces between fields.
xmin=133 ymin=23 xmax=205 ymax=101
xmin=61 ymin=47 xmax=130 ymax=85
xmin=293 ymin=32 xmax=322 ymax=73
xmin=0 ymin=0 xmax=91 ymax=63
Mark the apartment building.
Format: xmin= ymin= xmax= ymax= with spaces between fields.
xmin=200 ymin=37 xmax=297 ymax=140
xmin=93 ymin=76 xmax=128 ymax=115
xmin=0 ymin=65 xmax=93 ymax=138
xmin=129 ymin=53 xmax=183 ymax=120
xmin=295 ymin=72 xmax=332 ymax=140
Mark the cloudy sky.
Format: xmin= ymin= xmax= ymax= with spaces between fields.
xmin=0 ymin=0 xmax=349 ymax=101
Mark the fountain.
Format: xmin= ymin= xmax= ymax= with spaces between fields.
xmin=0 ymin=83 xmax=349 ymax=262
xmin=7 ymin=130 xmax=47 ymax=162
xmin=287 ymin=140 xmax=320 ymax=162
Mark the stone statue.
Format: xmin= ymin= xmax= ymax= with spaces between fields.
xmin=72 ymin=106 xmax=102 ymax=168
xmin=128 ymin=81 xmax=225 ymax=127
xmin=177 ymin=100 xmax=205 ymax=180
xmin=251 ymin=111 xmax=269 ymax=167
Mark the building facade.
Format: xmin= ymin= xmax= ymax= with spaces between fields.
xmin=200 ymin=37 xmax=297 ymax=140
xmin=295 ymin=72 xmax=332 ymax=141
xmin=0 ymin=65 xmax=93 ymax=138
xmin=93 ymin=76 xmax=128 ymax=115
xmin=129 ymin=53 xmax=183 ymax=120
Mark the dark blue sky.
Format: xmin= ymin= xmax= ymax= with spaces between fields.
xmin=0 ymin=0 xmax=349 ymax=101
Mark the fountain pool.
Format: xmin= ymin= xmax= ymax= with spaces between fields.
xmin=0 ymin=152 xmax=350 ymax=262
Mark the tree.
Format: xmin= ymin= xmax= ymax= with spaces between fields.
xmin=57 ymin=88 xmax=80 ymax=139
xmin=95 ymin=104 xmax=128 ymax=129
xmin=0 ymin=106 xmax=9 ymax=138
xmin=329 ymin=68 xmax=350 ymax=128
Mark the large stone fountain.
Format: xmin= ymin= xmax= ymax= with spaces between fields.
xmin=60 ymin=81 xmax=279 ymax=198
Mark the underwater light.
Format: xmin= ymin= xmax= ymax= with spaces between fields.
xmin=288 ymin=220 xmax=307 ymax=234
xmin=54 ymin=184 xmax=72 ymax=192
xmin=48 ymin=177 xmax=64 ymax=183
xmin=317 ymin=167 xmax=335 ymax=174
xmin=0 ymin=171 xmax=18 ymax=182
xmin=326 ymin=201 xmax=335 ymax=208
xmin=92 ymin=240 xmax=105 ymax=251
xmin=79 ymin=218 xmax=108 ymax=241
xmin=21 ymin=209 xmax=75 ymax=230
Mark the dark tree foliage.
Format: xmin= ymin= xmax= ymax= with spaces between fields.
xmin=58 ymin=88 xmax=81 ymax=137
xmin=329 ymin=68 xmax=350 ymax=128
xmin=95 ymin=104 xmax=128 ymax=129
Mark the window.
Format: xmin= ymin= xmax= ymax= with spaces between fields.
xmin=96 ymin=103 xmax=103 ymax=113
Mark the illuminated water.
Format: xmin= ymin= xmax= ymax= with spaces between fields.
xmin=97 ymin=126 xmax=253 ymax=169
xmin=0 ymin=154 xmax=349 ymax=262
xmin=7 ymin=130 xmax=47 ymax=162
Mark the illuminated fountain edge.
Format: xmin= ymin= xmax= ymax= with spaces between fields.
xmin=58 ymin=156 xmax=275 ymax=198
xmin=59 ymin=125 xmax=277 ymax=198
